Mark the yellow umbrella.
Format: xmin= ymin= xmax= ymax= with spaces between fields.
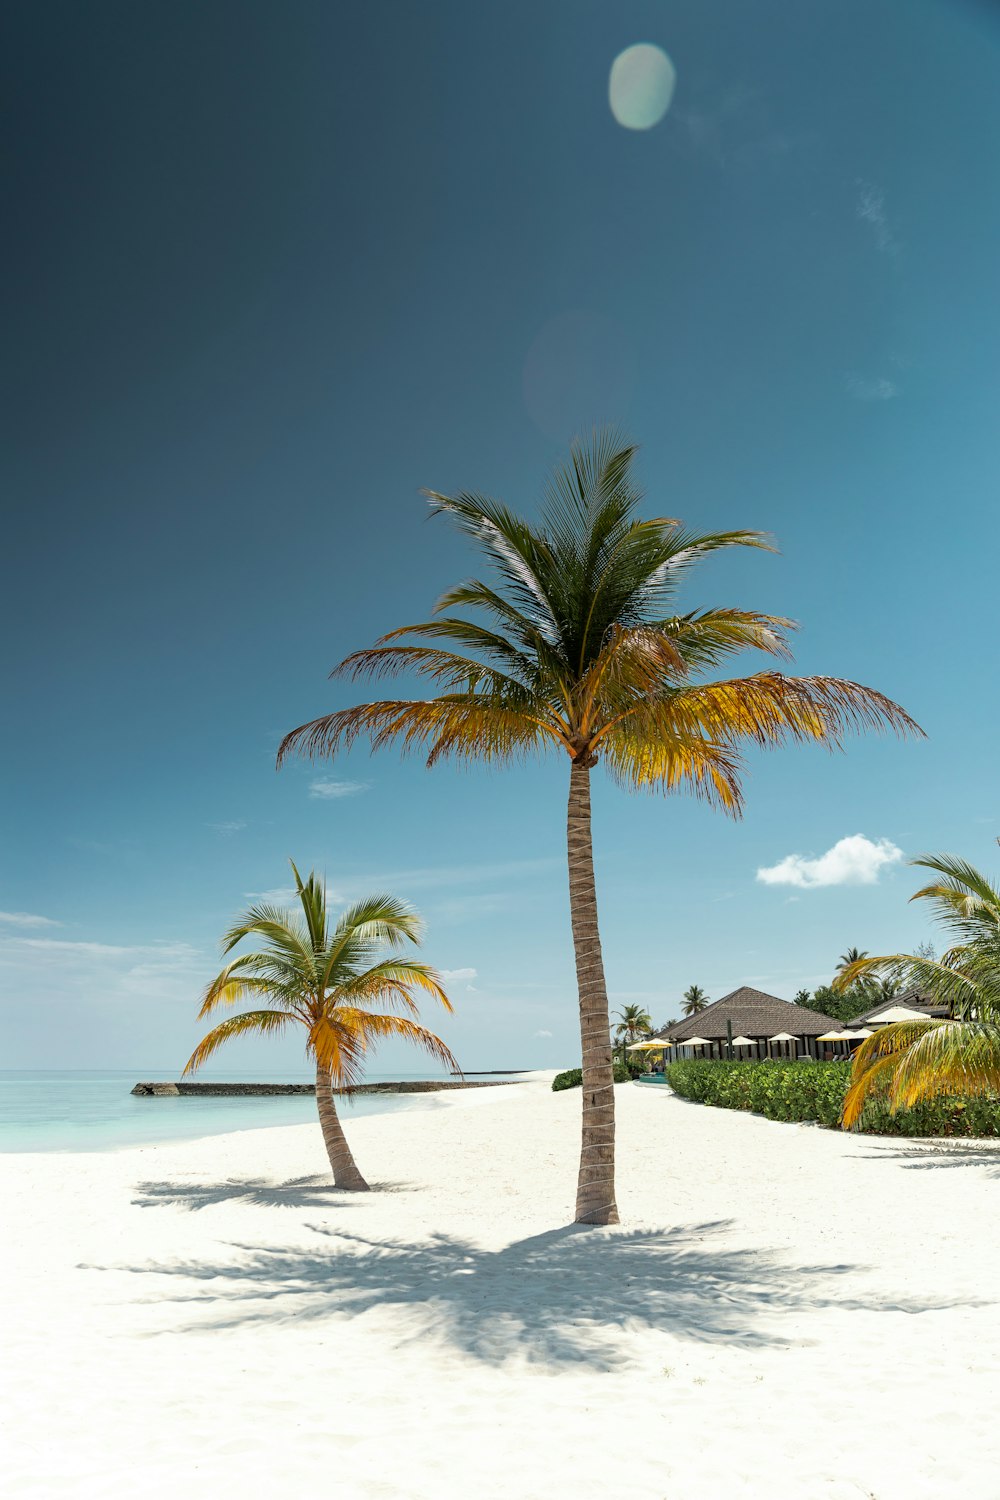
xmin=626 ymin=1038 xmax=672 ymax=1051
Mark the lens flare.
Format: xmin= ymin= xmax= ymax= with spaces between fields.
xmin=609 ymin=44 xmax=676 ymax=131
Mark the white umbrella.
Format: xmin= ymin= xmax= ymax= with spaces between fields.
xmin=768 ymin=1032 xmax=797 ymax=1043
xmin=865 ymin=1004 xmax=935 ymax=1026
xmin=818 ymin=1030 xmax=862 ymax=1041
xmin=731 ymin=1036 xmax=755 ymax=1047
xmin=845 ymin=1027 xmax=873 ymax=1038
xmin=682 ymin=1036 xmax=711 ymax=1048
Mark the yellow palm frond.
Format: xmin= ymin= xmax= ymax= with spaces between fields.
xmin=841 ymin=1021 xmax=939 ymax=1125
xmin=600 ymin=728 xmax=745 ymax=813
xmin=183 ymin=1010 xmax=299 ymax=1075
xmin=336 ymin=1009 xmax=461 ymax=1075
xmin=278 ymin=697 xmax=568 ymax=769
xmin=889 ymin=1022 xmax=1000 ymax=1110
xmin=661 ymin=673 xmax=921 ymax=750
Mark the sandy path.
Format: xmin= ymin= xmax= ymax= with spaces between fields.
xmin=2 ymin=1079 xmax=999 ymax=1499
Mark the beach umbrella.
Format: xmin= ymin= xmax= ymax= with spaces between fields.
xmin=817 ymin=1030 xmax=859 ymax=1041
xmin=731 ymin=1036 xmax=755 ymax=1046
xmin=626 ymin=1038 xmax=672 ymax=1050
xmin=682 ymin=1036 xmax=711 ymax=1048
xmin=845 ymin=1027 xmax=873 ymax=1038
xmin=769 ymin=1032 xmax=797 ymax=1042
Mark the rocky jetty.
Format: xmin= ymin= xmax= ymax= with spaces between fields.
xmin=130 ymin=1079 xmax=519 ymax=1097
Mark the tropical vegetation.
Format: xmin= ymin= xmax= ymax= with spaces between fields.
xmin=612 ymin=1003 xmax=652 ymax=1065
xmin=184 ymin=862 xmax=456 ymax=1189
xmin=682 ymin=984 xmax=709 ymax=1016
xmin=836 ymin=854 xmax=1000 ymax=1127
xmin=664 ymin=1058 xmax=1000 ymax=1136
xmin=278 ymin=431 xmax=919 ymax=1223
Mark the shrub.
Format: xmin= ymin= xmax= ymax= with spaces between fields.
xmin=661 ymin=1059 xmax=1000 ymax=1136
xmin=552 ymin=1062 xmax=631 ymax=1092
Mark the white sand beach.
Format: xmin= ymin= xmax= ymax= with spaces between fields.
xmin=2 ymin=1077 xmax=999 ymax=1500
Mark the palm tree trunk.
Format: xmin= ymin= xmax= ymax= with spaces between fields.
xmin=315 ymin=1062 xmax=369 ymax=1190
xmin=567 ymin=757 xmax=619 ymax=1225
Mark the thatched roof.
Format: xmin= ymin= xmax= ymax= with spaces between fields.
xmin=655 ymin=986 xmax=842 ymax=1042
xmin=847 ymin=986 xmax=949 ymax=1025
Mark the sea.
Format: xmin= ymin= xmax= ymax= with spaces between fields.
xmin=0 ymin=1069 xmax=459 ymax=1153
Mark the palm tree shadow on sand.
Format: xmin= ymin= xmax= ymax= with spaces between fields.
xmin=130 ymin=1177 xmax=412 ymax=1212
xmin=109 ymin=1220 xmax=973 ymax=1369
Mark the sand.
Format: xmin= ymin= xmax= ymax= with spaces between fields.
xmin=2 ymin=1077 xmax=999 ymax=1500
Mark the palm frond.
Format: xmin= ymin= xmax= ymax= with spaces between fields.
xmin=335 ymin=1009 xmax=460 ymax=1075
xmin=278 ymin=697 xmax=568 ymax=769
xmin=341 ymin=958 xmax=452 ymax=1013
xmin=183 ymin=1010 xmax=299 ymax=1074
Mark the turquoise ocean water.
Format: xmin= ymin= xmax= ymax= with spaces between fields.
xmin=0 ymin=1070 xmax=446 ymax=1153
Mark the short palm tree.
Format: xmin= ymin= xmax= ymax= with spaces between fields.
xmin=836 ymin=855 xmax=1000 ymax=1126
xmin=184 ymin=863 xmax=457 ymax=1189
xmin=682 ymin=984 xmax=709 ymax=1017
xmin=613 ymin=1003 xmax=652 ymax=1064
xmin=278 ymin=431 xmax=919 ymax=1222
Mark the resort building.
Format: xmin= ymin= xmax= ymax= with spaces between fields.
xmin=652 ymin=986 xmax=849 ymax=1061
xmin=845 ymin=986 xmax=949 ymax=1027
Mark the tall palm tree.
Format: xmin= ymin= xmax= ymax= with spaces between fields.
xmin=682 ymin=984 xmax=709 ymax=1017
xmin=278 ymin=432 xmax=919 ymax=1223
xmin=836 ymin=855 xmax=1000 ymax=1126
xmin=837 ymin=946 xmax=868 ymax=972
xmin=612 ymin=1002 xmax=652 ymax=1064
xmin=184 ymin=862 xmax=457 ymax=1190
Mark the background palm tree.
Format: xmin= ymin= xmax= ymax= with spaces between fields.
xmin=837 ymin=946 xmax=868 ymax=972
xmin=184 ymin=862 xmax=456 ymax=1189
xmin=612 ymin=1002 xmax=652 ymax=1065
xmin=682 ymin=984 xmax=709 ymax=1017
xmin=279 ymin=431 xmax=919 ymax=1223
xmin=836 ymin=854 xmax=1000 ymax=1126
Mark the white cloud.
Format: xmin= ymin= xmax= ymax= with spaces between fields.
xmin=209 ymin=820 xmax=246 ymax=835
xmin=309 ymin=779 xmax=369 ymax=800
xmin=0 ymin=910 xmax=60 ymax=929
xmin=1 ymin=937 xmax=200 ymax=960
xmin=857 ymin=181 xmax=896 ymax=253
xmin=440 ymin=967 xmax=477 ymax=981
xmin=756 ymin=834 xmax=904 ymax=890
xmin=535 ymin=1029 xmax=553 ymax=1038
xmin=847 ymin=374 xmax=898 ymax=402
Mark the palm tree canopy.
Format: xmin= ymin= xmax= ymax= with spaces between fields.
xmin=184 ymin=862 xmax=457 ymax=1085
xmin=278 ymin=432 xmax=921 ymax=814
xmin=682 ymin=984 xmax=708 ymax=1016
xmin=837 ymin=947 xmax=868 ymax=971
xmin=834 ymin=854 xmax=1000 ymax=1020
xmin=837 ymin=855 xmax=1000 ymax=1125
xmin=613 ymin=1003 xmax=653 ymax=1040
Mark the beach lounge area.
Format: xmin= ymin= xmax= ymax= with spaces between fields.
xmin=3 ymin=1074 xmax=998 ymax=1500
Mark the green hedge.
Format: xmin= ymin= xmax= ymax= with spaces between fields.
xmin=662 ymin=1059 xmax=1000 ymax=1137
xmin=552 ymin=1062 xmax=632 ymax=1092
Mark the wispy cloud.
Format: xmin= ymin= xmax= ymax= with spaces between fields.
xmin=208 ymin=820 xmax=247 ymax=836
xmin=756 ymin=834 xmax=904 ymax=890
xmin=243 ymin=887 xmax=305 ymax=906
xmin=846 ymin=374 xmax=898 ymax=402
xmin=535 ymin=1029 xmax=553 ymax=1038
xmin=309 ymin=779 xmax=370 ymax=801
xmin=857 ymin=181 xmax=896 ymax=254
xmin=0 ymin=910 xmax=61 ymax=929
xmin=1 ymin=937 xmax=199 ymax=960
xmin=440 ymin=967 xmax=477 ymax=981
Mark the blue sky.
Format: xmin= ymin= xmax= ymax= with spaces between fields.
xmin=3 ymin=0 xmax=1000 ymax=1072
